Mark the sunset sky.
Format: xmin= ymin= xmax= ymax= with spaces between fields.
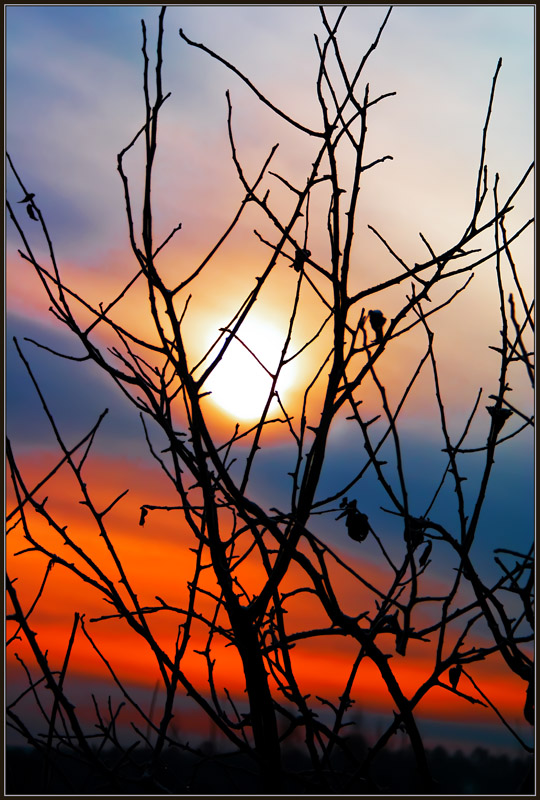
xmin=6 ymin=5 xmax=534 ymax=759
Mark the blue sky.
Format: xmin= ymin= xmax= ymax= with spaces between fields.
xmin=6 ymin=0 xmax=534 ymax=596
xmin=6 ymin=5 xmax=534 ymax=258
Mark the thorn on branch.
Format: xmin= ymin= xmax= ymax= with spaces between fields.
xmin=17 ymin=192 xmax=35 ymax=204
xmin=364 ymin=415 xmax=380 ymax=427
xmin=34 ymin=497 xmax=49 ymax=515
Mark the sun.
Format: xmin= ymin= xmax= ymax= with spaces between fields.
xmin=204 ymin=317 xmax=296 ymax=421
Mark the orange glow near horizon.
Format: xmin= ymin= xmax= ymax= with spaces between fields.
xmin=6 ymin=447 xmax=530 ymax=747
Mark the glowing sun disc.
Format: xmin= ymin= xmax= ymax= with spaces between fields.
xmin=206 ymin=318 xmax=295 ymax=421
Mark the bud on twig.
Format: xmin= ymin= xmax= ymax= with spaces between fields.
xmin=449 ymin=664 xmax=462 ymax=690
xmin=336 ymin=497 xmax=370 ymax=542
xmin=292 ymin=248 xmax=311 ymax=272
xmin=368 ymin=309 xmax=386 ymax=344
xmin=486 ymin=405 xmax=513 ymax=437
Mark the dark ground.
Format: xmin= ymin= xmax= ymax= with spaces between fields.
xmin=5 ymin=741 xmax=534 ymax=795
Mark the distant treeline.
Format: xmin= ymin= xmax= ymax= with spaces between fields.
xmin=6 ymin=740 xmax=533 ymax=795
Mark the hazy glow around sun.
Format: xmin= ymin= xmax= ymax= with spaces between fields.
xmin=205 ymin=317 xmax=296 ymax=421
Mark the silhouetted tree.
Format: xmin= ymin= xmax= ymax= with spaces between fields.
xmin=6 ymin=6 xmax=533 ymax=794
